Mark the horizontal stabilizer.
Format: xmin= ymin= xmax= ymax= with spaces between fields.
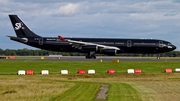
xmin=7 ymin=35 xmax=28 ymax=43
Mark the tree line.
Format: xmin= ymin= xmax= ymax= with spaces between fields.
xmin=0 ymin=48 xmax=179 ymax=57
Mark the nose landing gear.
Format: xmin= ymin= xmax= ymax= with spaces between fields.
xmin=157 ymin=54 xmax=160 ymax=59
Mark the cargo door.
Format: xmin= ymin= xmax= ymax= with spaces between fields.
xmin=39 ymin=38 xmax=43 ymax=45
xmin=159 ymin=41 xmax=163 ymax=48
xmin=127 ymin=40 xmax=132 ymax=47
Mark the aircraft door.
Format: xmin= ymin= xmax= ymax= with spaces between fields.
xmin=127 ymin=40 xmax=132 ymax=47
xmin=39 ymin=38 xmax=43 ymax=45
xmin=159 ymin=41 xmax=163 ymax=48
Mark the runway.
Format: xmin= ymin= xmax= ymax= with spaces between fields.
xmin=11 ymin=56 xmax=180 ymax=62
xmin=49 ymin=56 xmax=180 ymax=62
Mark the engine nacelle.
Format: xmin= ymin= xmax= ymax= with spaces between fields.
xmin=101 ymin=49 xmax=117 ymax=56
xmin=82 ymin=45 xmax=97 ymax=51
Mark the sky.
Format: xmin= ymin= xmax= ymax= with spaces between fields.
xmin=0 ymin=0 xmax=180 ymax=50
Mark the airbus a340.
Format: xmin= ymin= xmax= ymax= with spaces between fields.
xmin=8 ymin=15 xmax=176 ymax=59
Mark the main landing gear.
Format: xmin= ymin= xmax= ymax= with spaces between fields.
xmin=85 ymin=52 xmax=96 ymax=59
xmin=157 ymin=54 xmax=160 ymax=59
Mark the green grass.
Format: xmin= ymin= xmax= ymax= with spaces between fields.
xmin=108 ymin=83 xmax=142 ymax=101
xmin=54 ymin=82 xmax=100 ymax=101
xmin=0 ymin=59 xmax=180 ymax=75
xmin=0 ymin=75 xmax=75 ymax=101
xmin=1 ymin=59 xmax=180 ymax=101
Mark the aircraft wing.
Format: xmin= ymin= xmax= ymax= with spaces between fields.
xmin=58 ymin=36 xmax=120 ymax=50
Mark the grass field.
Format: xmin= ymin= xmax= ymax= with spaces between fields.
xmin=0 ymin=58 xmax=180 ymax=101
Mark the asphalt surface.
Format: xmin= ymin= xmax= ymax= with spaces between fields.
xmin=44 ymin=56 xmax=180 ymax=62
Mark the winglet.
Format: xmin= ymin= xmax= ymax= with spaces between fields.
xmin=58 ymin=36 xmax=66 ymax=41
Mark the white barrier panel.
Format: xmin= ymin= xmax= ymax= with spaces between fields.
xmin=61 ymin=70 xmax=68 ymax=74
xmin=127 ymin=69 xmax=134 ymax=74
xmin=175 ymin=68 xmax=180 ymax=72
xmin=88 ymin=70 xmax=95 ymax=74
xmin=41 ymin=70 xmax=49 ymax=75
xmin=18 ymin=70 xmax=25 ymax=75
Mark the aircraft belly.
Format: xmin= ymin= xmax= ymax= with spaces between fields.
xmin=119 ymin=46 xmax=159 ymax=54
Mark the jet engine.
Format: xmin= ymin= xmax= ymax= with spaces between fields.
xmin=101 ymin=49 xmax=117 ymax=56
xmin=82 ymin=45 xmax=98 ymax=51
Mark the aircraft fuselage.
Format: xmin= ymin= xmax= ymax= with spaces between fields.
xmin=11 ymin=37 xmax=175 ymax=54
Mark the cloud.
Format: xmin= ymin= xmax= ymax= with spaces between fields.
xmin=53 ymin=3 xmax=80 ymax=16
xmin=0 ymin=0 xmax=9 ymax=4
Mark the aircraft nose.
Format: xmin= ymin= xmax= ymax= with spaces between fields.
xmin=172 ymin=45 xmax=176 ymax=50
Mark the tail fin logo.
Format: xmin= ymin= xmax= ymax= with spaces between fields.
xmin=15 ymin=22 xmax=24 ymax=30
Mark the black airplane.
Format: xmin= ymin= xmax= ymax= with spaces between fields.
xmin=8 ymin=15 xmax=176 ymax=59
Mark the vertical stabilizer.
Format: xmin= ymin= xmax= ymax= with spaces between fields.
xmin=9 ymin=15 xmax=41 ymax=38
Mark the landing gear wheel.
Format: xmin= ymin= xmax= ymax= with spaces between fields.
xmin=85 ymin=55 xmax=90 ymax=59
xmin=93 ymin=55 xmax=96 ymax=59
xmin=85 ymin=52 xmax=96 ymax=59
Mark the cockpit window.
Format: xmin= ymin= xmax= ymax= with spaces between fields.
xmin=168 ymin=43 xmax=172 ymax=45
